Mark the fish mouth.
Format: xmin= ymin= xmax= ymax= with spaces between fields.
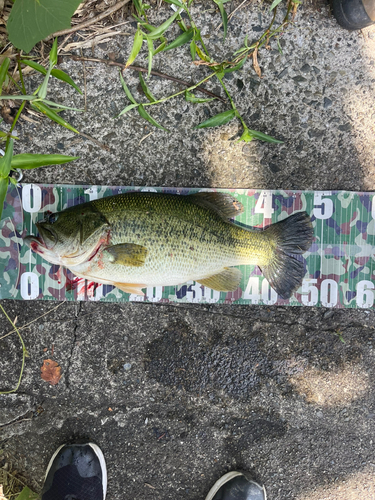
xmin=23 ymin=234 xmax=48 ymax=253
xmin=23 ymin=224 xmax=57 ymax=255
xmin=36 ymin=223 xmax=57 ymax=249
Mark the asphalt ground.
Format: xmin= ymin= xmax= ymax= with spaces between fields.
xmin=1 ymin=1 xmax=375 ymax=499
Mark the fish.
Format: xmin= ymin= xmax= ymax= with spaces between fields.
xmin=23 ymin=191 xmax=314 ymax=299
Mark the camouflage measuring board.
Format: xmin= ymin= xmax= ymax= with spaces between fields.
xmin=1 ymin=184 xmax=374 ymax=308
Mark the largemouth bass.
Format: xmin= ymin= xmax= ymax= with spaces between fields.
xmin=24 ymin=192 xmax=313 ymax=299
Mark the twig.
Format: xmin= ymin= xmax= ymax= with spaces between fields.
xmin=79 ymin=131 xmax=111 ymax=151
xmin=68 ymin=55 xmax=226 ymax=102
xmin=44 ymin=0 xmax=131 ymax=41
xmin=0 ymin=301 xmax=66 ymax=340
xmin=80 ymin=48 xmax=87 ymax=112
xmin=139 ymin=131 xmax=154 ymax=145
xmin=0 ymin=303 xmax=28 ymax=394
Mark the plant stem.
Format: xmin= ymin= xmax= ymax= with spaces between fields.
xmin=17 ymin=58 xmax=26 ymax=95
xmin=0 ymin=303 xmax=27 ymax=394
xmin=141 ymin=71 xmax=217 ymax=107
xmin=7 ymin=74 xmax=23 ymax=94
xmin=5 ymin=100 xmax=26 ymax=150
xmin=216 ymin=73 xmax=247 ymax=129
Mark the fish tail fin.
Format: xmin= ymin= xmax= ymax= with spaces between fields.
xmin=260 ymin=211 xmax=313 ymax=299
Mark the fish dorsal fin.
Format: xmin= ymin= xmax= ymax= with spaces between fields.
xmin=113 ymin=282 xmax=146 ymax=295
xmin=104 ymin=243 xmax=147 ymax=267
xmin=189 ymin=192 xmax=244 ymax=219
xmin=197 ymin=267 xmax=242 ymax=292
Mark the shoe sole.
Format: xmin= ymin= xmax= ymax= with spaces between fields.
xmin=204 ymin=471 xmax=267 ymax=500
xmin=44 ymin=442 xmax=107 ymax=499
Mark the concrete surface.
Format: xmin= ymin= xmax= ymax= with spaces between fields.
xmin=1 ymin=1 xmax=375 ymax=499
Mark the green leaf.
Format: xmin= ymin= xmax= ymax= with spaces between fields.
xmin=248 ymin=129 xmax=283 ymax=143
xmin=190 ymin=40 xmax=197 ymax=61
xmin=126 ymin=27 xmax=144 ymax=67
xmin=31 ymin=101 xmax=80 ymax=133
xmin=133 ymin=0 xmax=143 ymax=16
xmin=224 ymin=56 xmax=247 ymax=74
xmin=153 ymin=39 xmax=167 ymax=56
xmin=139 ymin=73 xmax=156 ymax=102
xmin=185 ymin=90 xmax=214 ymax=104
xmin=14 ymin=486 xmax=39 ymax=500
xmin=0 ymin=57 xmax=10 ymax=96
xmin=21 ymin=61 xmax=83 ymax=94
xmin=269 ymin=0 xmax=283 ymax=10
xmin=49 ymin=38 xmax=58 ymax=65
xmin=11 ymin=153 xmax=79 ymax=169
xmin=277 ymin=37 xmax=283 ymax=55
xmin=147 ymin=11 xmax=180 ymax=40
xmin=115 ymin=103 xmax=138 ymax=118
xmin=0 ymin=139 xmax=13 ymax=177
xmin=7 ymin=0 xmax=82 ymax=53
xmin=195 ymin=109 xmax=236 ymax=129
xmin=0 ymin=176 xmax=8 ymax=221
xmin=132 ymin=16 xmax=155 ymax=32
xmin=146 ymin=36 xmax=153 ymax=78
xmin=195 ymin=44 xmax=210 ymax=62
xmin=232 ymin=46 xmax=248 ymax=56
xmin=213 ymin=0 xmax=228 ymax=41
xmin=119 ymin=69 xmax=137 ymax=104
xmin=20 ymin=60 xmax=47 ymax=74
xmin=38 ymin=56 xmax=55 ymax=99
xmin=138 ymin=104 xmax=168 ymax=131
xmin=42 ymin=99 xmax=84 ymax=112
xmin=163 ymin=0 xmax=185 ymax=9
xmin=164 ymin=28 xmax=194 ymax=52
xmin=236 ymin=128 xmax=253 ymax=143
xmin=0 ymin=95 xmax=36 ymax=101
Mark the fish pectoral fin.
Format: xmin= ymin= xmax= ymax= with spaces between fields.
xmin=197 ymin=267 xmax=242 ymax=292
xmin=189 ymin=192 xmax=244 ymax=219
xmin=104 ymin=243 xmax=147 ymax=267
xmin=113 ymin=282 xmax=146 ymax=295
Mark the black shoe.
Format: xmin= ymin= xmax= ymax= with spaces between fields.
xmin=41 ymin=443 xmax=107 ymax=500
xmin=205 ymin=471 xmax=266 ymax=500
xmin=332 ymin=0 xmax=375 ymax=30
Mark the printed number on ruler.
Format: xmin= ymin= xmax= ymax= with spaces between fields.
xmin=302 ymin=279 xmax=374 ymax=308
xmin=22 ymin=184 xmax=42 ymax=213
xmin=356 ymin=281 xmax=374 ymax=308
xmin=313 ymin=192 xmax=333 ymax=219
xmin=301 ymin=279 xmax=338 ymax=307
xmin=255 ymin=191 xmax=274 ymax=219
xmin=20 ymin=272 xmax=39 ymax=300
xmin=186 ymin=283 xmax=221 ymax=303
xmin=244 ymin=277 xmax=277 ymax=305
xmin=21 ymin=185 xmax=43 ymax=299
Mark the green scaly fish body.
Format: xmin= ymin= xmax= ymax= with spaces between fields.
xmin=72 ymin=193 xmax=271 ymax=287
xmin=24 ymin=192 xmax=314 ymax=298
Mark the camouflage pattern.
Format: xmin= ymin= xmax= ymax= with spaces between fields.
xmin=1 ymin=184 xmax=374 ymax=308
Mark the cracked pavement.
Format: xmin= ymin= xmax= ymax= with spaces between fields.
xmin=1 ymin=1 xmax=375 ymax=499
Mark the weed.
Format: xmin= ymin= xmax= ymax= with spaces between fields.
xmin=118 ymin=0 xmax=300 ymax=141
xmin=0 ymin=38 xmax=82 ymax=220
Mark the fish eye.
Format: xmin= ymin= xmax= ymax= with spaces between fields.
xmin=48 ymin=213 xmax=58 ymax=224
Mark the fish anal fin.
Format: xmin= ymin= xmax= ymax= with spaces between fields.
xmin=113 ymin=282 xmax=146 ymax=295
xmin=104 ymin=243 xmax=147 ymax=267
xmin=189 ymin=192 xmax=244 ymax=219
xmin=197 ymin=267 xmax=242 ymax=292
